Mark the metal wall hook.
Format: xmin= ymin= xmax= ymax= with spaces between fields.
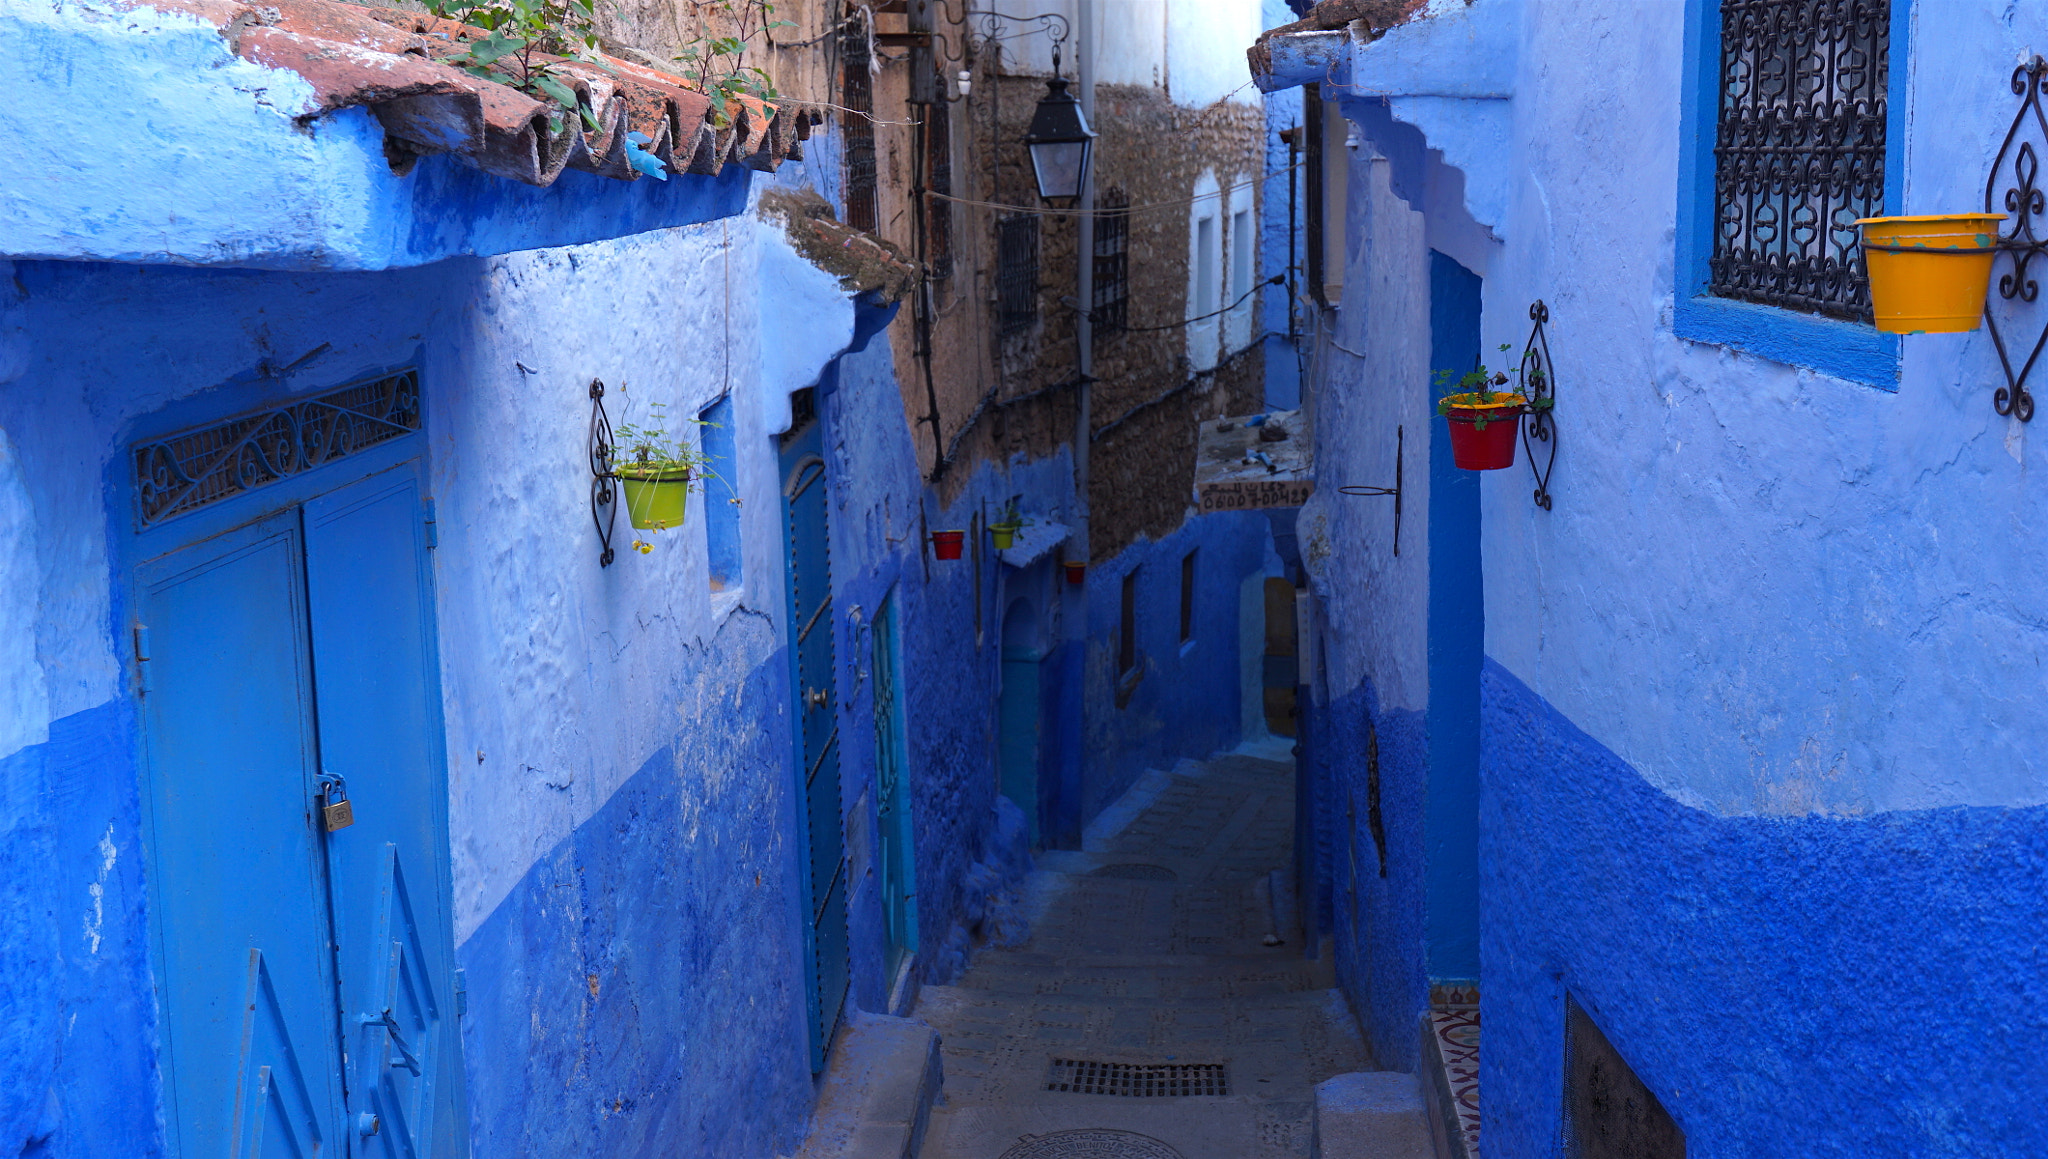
xmin=589 ymin=378 xmax=618 ymax=567
xmin=1338 ymin=425 xmax=1403 ymax=556
xmin=1520 ymin=300 xmax=1558 ymax=510
xmin=1987 ymin=55 xmax=2048 ymax=422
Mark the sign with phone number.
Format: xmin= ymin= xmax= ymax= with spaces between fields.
xmin=1197 ymin=479 xmax=1313 ymax=512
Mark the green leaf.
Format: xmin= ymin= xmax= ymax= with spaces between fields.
xmin=533 ymin=72 xmax=581 ymax=112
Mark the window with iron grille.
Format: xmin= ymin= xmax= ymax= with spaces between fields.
xmin=925 ymin=89 xmax=954 ymax=280
xmin=997 ymin=214 xmax=1039 ymax=335
xmin=841 ymin=25 xmax=877 ymax=233
xmin=1093 ymin=188 xmax=1130 ymax=333
xmin=1709 ymin=0 xmax=1889 ymax=321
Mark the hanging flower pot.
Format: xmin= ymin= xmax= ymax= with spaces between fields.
xmin=1063 ymin=560 xmax=1087 ymax=585
xmin=1441 ymin=393 xmax=1527 ymax=471
xmin=618 ymin=464 xmax=691 ymax=530
xmin=931 ymin=530 xmax=966 ymax=560
xmin=990 ymin=521 xmax=1023 ymax=549
xmin=1856 ymin=213 xmax=2007 ymax=334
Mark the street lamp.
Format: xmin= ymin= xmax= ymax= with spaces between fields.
xmin=1022 ymin=76 xmax=1094 ymax=208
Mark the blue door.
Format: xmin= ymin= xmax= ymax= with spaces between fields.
xmin=998 ymin=598 xmax=1041 ymax=845
xmin=870 ymin=594 xmax=916 ymax=983
xmin=779 ymin=391 xmax=848 ymax=1071
xmin=137 ymin=457 xmax=461 ymax=1158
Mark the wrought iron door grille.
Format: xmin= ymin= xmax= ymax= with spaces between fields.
xmin=998 ymin=214 xmax=1040 ymax=335
xmin=1094 ymin=188 xmax=1131 ymax=333
xmin=134 ymin=371 xmax=421 ymax=526
xmin=926 ymin=90 xmax=954 ymax=281
xmin=1046 ymin=1059 xmax=1228 ymax=1097
xmin=841 ymin=26 xmax=878 ymax=233
xmin=1710 ymin=0 xmax=1889 ymax=321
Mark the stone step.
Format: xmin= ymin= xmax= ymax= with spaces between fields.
xmin=949 ymin=955 xmax=1333 ymax=998
xmin=1311 ymin=1073 xmax=1435 ymax=1159
xmin=795 ymin=1014 xmax=944 ymax=1159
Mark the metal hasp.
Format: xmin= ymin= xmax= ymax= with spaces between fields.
xmin=589 ymin=378 xmax=619 ymax=566
xmin=1337 ymin=424 xmax=1403 ymax=556
xmin=1987 ymin=56 xmax=2048 ymax=422
xmin=1520 ymin=300 xmax=1558 ymax=509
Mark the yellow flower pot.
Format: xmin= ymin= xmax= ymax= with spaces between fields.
xmin=618 ymin=464 xmax=690 ymax=530
xmin=1856 ymin=214 xmax=2007 ymax=334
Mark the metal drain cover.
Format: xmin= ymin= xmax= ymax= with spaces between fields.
xmin=1046 ymin=1058 xmax=1229 ymax=1097
xmin=999 ymin=1128 xmax=1186 ymax=1159
xmin=1088 ymin=863 xmax=1178 ymax=882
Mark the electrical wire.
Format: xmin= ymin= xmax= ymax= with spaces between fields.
xmin=923 ymin=160 xmax=1306 ymax=218
xmin=1113 ymin=275 xmax=1284 ymax=333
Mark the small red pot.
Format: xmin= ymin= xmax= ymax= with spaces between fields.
xmin=1063 ymin=561 xmax=1087 ymax=585
xmin=931 ymin=530 xmax=965 ymax=560
xmin=1445 ymin=405 xmax=1524 ymax=470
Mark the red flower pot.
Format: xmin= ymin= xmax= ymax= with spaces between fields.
xmin=931 ymin=530 xmax=965 ymax=560
xmin=1444 ymin=403 xmax=1524 ymax=470
xmin=1063 ymin=560 xmax=1087 ymax=585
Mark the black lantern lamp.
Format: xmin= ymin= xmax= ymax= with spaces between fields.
xmin=1022 ymin=75 xmax=1094 ymax=208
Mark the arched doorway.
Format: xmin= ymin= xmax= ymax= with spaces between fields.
xmin=998 ymin=597 xmax=1042 ymax=846
xmin=1263 ymin=578 xmax=1300 ymax=737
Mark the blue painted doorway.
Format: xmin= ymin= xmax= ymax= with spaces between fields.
xmin=132 ymin=391 xmax=461 ymax=1159
xmin=998 ymin=598 xmax=1042 ymax=845
xmin=779 ymin=388 xmax=849 ymax=1071
xmin=871 ymin=593 xmax=917 ymax=988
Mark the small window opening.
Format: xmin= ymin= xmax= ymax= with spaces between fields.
xmin=1179 ymin=550 xmax=1197 ymax=643
xmin=1196 ymin=215 xmax=1220 ymax=317
xmin=998 ymin=214 xmax=1040 ymax=335
xmin=700 ymin=395 xmax=741 ymax=592
xmin=1119 ymin=570 xmax=1138 ymax=676
xmin=1094 ymin=188 xmax=1131 ymax=333
xmin=841 ymin=26 xmax=877 ymax=233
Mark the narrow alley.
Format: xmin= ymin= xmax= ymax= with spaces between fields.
xmin=4 ymin=0 xmax=2046 ymax=1156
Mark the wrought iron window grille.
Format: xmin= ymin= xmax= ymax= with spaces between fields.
xmin=841 ymin=24 xmax=878 ymax=233
xmin=1988 ymin=55 xmax=2048 ymax=422
xmin=1093 ymin=188 xmax=1131 ymax=333
xmin=996 ymin=213 xmax=1040 ymax=336
xmin=133 ymin=370 xmax=420 ymax=527
xmin=1709 ymin=0 xmax=1890 ymax=321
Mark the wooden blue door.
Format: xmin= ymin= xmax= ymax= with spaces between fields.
xmin=304 ymin=469 xmax=461 ymax=1158
xmin=779 ymin=392 xmax=848 ymax=1071
xmin=870 ymin=595 xmax=916 ymax=981
xmin=138 ymin=458 xmax=460 ymax=1158
xmin=139 ymin=510 xmax=342 ymax=1159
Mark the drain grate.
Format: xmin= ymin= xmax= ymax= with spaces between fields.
xmin=1046 ymin=1058 xmax=1229 ymax=1097
xmin=999 ymin=1129 xmax=1185 ymax=1159
xmin=1089 ymin=864 xmax=1178 ymax=882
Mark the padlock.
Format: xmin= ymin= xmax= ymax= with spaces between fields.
xmin=317 ymin=770 xmax=354 ymax=832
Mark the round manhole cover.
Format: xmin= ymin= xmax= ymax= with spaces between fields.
xmin=1088 ymin=863 xmax=1178 ymax=882
xmin=998 ymin=1129 xmax=1185 ymax=1159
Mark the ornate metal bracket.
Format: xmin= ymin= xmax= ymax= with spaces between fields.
xmin=1519 ymin=300 xmax=1558 ymax=509
xmin=1988 ymin=56 xmax=2048 ymax=422
xmin=1338 ymin=424 xmax=1403 ymax=556
xmin=589 ymin=378 xmax=618 ymax=567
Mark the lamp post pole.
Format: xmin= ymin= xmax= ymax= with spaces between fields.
xmin=1071 ymin=0 xmax=1095 ymax=590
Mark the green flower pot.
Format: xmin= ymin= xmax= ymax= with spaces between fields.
xmin=990 ymin=521 xmax=1022 ymax=549
xmin=619 ymin=464 xmax=690 ymax=530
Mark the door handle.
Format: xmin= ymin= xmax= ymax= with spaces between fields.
xmin=805 ymin=687 xmax=829 ymax=711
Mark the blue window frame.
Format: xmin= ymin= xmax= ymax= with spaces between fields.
xmin=1676 ymin=0 xmax=1911 ymax=388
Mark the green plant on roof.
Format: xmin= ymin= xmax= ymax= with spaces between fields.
xmin=674 ymin=0 xmax=794 ymax=126
xmin=424 ymin=0 xmax=613 ymax=131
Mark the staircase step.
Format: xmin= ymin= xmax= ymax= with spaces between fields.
xmin=1311 ymin=1073 xmax=1434 ymax=1159
xmin=797 ymin=1014 xmax=944 ymax=1159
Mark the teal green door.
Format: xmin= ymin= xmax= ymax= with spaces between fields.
xmin=871 ymin=594 xmax=917 ymax=981
xmin=137 ymin=459 xmax=462 ymax=1158
xmin=780 ymin=392 xmax=848 ymax=1071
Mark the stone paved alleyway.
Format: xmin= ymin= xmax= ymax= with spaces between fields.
xmin=914 ymin=743 xmax=1380 ymax=1159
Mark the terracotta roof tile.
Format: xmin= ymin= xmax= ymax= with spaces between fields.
xmin=125 ymin=0 xmax=798 ymax=186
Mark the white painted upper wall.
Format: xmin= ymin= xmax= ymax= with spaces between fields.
xmin=972 ymin=0 xmax=1262 ymax=106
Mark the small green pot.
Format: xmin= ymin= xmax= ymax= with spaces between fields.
xmin=990 ymin=521 xmax=1022 ymax=549
xmin=618 ymin=464 xmax=690 ymax=530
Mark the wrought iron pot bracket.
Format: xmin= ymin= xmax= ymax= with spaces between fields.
xmin=1989 ymin=56 xmax=2048 ymax=422
xmin=1519 ymin=300 xmax=1558 ymax=509
xmin=1338 ymin=425 xmax=1404 ymax=556
xmin=589 ymin=378 xmax=619 ymax=567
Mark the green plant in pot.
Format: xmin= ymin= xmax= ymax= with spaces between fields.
xmin=612 ymin=401 xmax=713 ymax=549
xmin=1434 ymin=344 xmax=1550 ymax=471
xmin=989 ymin=499 xmax=1027 ymax=549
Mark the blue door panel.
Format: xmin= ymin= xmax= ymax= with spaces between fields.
xmin=137 ymin=511 xmax=342 ymax=1159
xmin=871 ymin=596 xmax=916 ymax=978
xmin=301 ymin=468 xmax=461 ymax=1158
xmin=998 ymin=649 xmax=1041 ymax=845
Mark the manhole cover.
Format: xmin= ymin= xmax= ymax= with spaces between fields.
xmin=998 ymin=1128 xmax=1186 ymax=1159
xmin=1046 ymin=1058 xmax=1229 ymax=1097
xmin=1088 ymin=863 xmax=1178 ymax=882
